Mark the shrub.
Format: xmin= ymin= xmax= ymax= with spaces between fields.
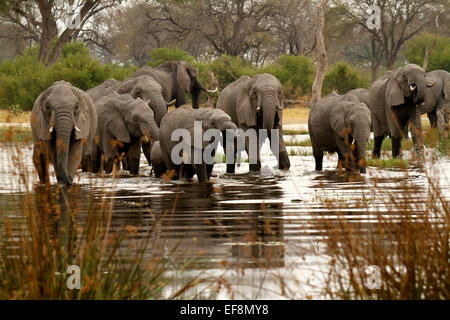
xmin=404 ymin=33 xmax=450 ymax=72
xmin=0 ymin=42 xmax=136 ymax=111
xmin=270 ymin=55 xmax=315 ymax=97
xmin=147 ymin=47 xmax=195 ymax=67
xmin=323 ymin=62 xmax=369 ymax=95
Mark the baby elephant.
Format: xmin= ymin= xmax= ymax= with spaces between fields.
xmin=90 ymin=92 xmax=159 ymax=175
xmin=308 ymin=93 xmax=371 ymax=173
xmin=151 ymin=105 xmax=237 ymax=182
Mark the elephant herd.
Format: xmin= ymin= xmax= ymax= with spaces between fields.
xmin=30 ymin=60 xmax=449 ymax=186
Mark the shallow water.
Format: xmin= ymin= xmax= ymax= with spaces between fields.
xmin=0 ymin=138 xmax=449 ymax=299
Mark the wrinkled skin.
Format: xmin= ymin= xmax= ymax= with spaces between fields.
xmin=216 ymin=73 xmax=290 ymax=173
xmin=368 ymin=64 xmax=433 ymax=158
xmin=154 ymin=105 xmax=237 ymax=182
xmin=129 ymin=61 xmax=214 ymax=109
xmin=90 ymin=92 xmax=159 ymax=175
xmin=31 ymin=81 xmax=97 ymax=186
xmin=308 ymin=93 xmax=371 ymax=174
xmin=418 ymin=70 xmax=450 ymax=136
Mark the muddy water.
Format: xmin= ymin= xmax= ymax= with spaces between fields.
xmin=0 ymin=138 xmax=449 ymax=299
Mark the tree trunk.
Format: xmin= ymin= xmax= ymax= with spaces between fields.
xmin=370 ymin=34 xmax=378 ymax=83
xmin=37 ymin=0 xmax=58 ymax=65
xmin=311 ymin=0 xmax=328 ymax=104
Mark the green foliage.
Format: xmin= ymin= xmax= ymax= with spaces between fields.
xmin=270 ymin=55 xmax=315 ymax=96
xmin=404 ymin=33 xmax=450 ymax=72
xmin=0 ymin=42 xmax=136 ymax=111
xmin=323 ymin=62 xmax=369 ymax=94
xmin=147 ymin=47 xmax=195 ymax=67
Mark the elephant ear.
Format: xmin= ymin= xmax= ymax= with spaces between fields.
xmin=99 ymin=97 xmax=130 ymax=144
xmin=31 ymin=87 xmax=53 ymax=141
xmin=330 ymin=105 xmax=350 ymax=137
xmin=176 ymin=62 xmax=191 ymax=93
xmin=236 ymin=76 xmax=257 ymax=127
xmin=70 ymin=86 xmax=97 ymax=141
xmin=386 ymin=73 xmax=405 ymax=108
xmin=115 ymin=78 xmax=136 ymax=95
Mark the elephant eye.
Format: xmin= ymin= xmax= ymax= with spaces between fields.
xmin=133 ymin=115 xmax=138 ymax=122
xmin=74 ymin=104 xmax=80 ymax=113
xmin=135 ymin=91 xmax=140 ymax=97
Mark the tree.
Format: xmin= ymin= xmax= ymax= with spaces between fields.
xmin=333 ymin=0 xmax=444 ymax=70
xmin=312 ymin=0 xmax=328 ymax=103
xmin=404 ymin=33 xmax=450 ymax=72
xmin=0 ymin=0 xmax=121 ymax=65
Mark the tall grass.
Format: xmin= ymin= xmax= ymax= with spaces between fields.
xmin=322 ymin=162 xmax=449 ymax=299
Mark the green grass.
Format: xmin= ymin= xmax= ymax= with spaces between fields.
xmin=366 ymin=158 xmax=409 ymax=168
xmin=283 ymin=129 xmax=309 ymax=135
xmin=285 ymin=138 xmax=312 ymax=147
xmin=288 ymin=148 xmax=313 ymax=156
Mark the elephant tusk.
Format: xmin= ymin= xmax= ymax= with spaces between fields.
xmin=146 ymin=99 xmax=151 ymax=105
xmin=256 ymin=106 xmax=262 ymax=113
xmin=49 ymin=126 xmax=54 ymax=133
xmin=205 ymin=86 xmax=218 ymax=93
xmin=409 ymin=84 xmax=417 ymax=91
xmin=277 ymin=105 xmax=283 ymax=110
xmin=166 ymin=99 xmax=176 ymax=106
xmin=74 ymin=126 xmax=81 ymax=133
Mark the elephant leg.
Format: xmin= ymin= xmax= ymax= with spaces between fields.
xmin=372 ymin=136 xmax=384 ymax=158
xmin=67 ymin=140 xmax=83 ymax=182
xmin=392 ymin=136 xmax=402 ymax=158
xmin=314 ymin=152 xmax=323 ymax=171
xmin=436 ymin=106 xmax=449 ymax=136
xmin=222 ymin=129 xmax=236 ymax=174
xmin=409 ymin=108 xmax=423 ymax=151
xmin=207 ymin=164 xmax=214 ymax=180
xmin=427 ymin=111 xmax=438 ymax=129
xmin=127 ymin=140 xmax=141 ymax=175
xmin=246 ymin=130 xmax=261 ymax=173
xmin=269 ymin=122 xmax=290 ymax=170
xmin=33 ymin=142 xmax=50 ymax=184
xmin=195 ymin=163 xmax=208 ymax=182
xmin=142 ymin=140 xmax=152 ymax=166
xmin=335 ymin=136 xmax=351 ymax=171
xmin=104 ymin=158 xmax=114 ymax=174
xmin=91 ymin=145 xmax=102 ymax=173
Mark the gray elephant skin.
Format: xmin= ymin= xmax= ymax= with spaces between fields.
xmin=308 ymin=93 xmax=371 ymax=173
xmin=216 ymin=73 xmax=290 ymax=173
xmin=130 ymin=60 xmax=216 ymax=110
xmin=368 ymin=64 xmax=432 ymax=158
xmin=151 ymin=105 xmax=237 ymax=182
xmin=90 ymin=92 xmax=159 ymax=175
xmin=31 ymin=80 xmax=97 ymax=185
xmin=420 ymin=70 xmax=450 ymax=135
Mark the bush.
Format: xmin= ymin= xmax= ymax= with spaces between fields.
xmin=270 ymin=55 xmax=315 ymax=97
xmin=147 ymin=47 xmax=195 ymax=67
xmin=0 ymin=42 xmax=136 ymax=111
xmin=323 ymin=62 xmax=369 ymax=95
xmin=404 ymin=33 xmax=450 ymax=72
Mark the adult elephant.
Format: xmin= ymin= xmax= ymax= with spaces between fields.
xmin=31 ymin=81 xmax=97 ymax=186
xmin=347 ymin=88 xmax=370 ymax=109
xmin=129 ymin=60 xmax=217 ymax=109
xmin=151 ymin=105 xmax=237 ymax=182
xmin=309 ymin=93 xmax=371 ymax=173
xmin=420 ymin=70 xmax=449 ymax=135
xmin=90 ymin=92 xmax=159 ymax=175
xmin=216 ymin=73 xmax=290 ymax=173
xmin=368 ymin=64 xmax=433 ymax=158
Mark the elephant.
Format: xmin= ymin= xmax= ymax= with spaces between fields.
xmin=152 ymin=105 xmax=237 ymax=182
xmin=419 ymin=70 xmax=450 ymax=136
xmin=90 ymin=92 xmax=160 ymax=175
xmin=31 ymin=81 xmax=97 ymax=186
xmin=308 ymin=93 xmax=371 ymax=173
xmin=129 ymin=60 xmax=217 ymax=110
xmin=347 ymin=88 xmax=370 ymax=109
xmin=368 ymin=64 xmax=433 ymax=158
xmin=216 ymin=73 xmax=290 ymax=173
xmin=86 ymin=79 xmax=119 ymax=103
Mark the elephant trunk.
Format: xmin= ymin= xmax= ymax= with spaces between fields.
xmin=413 ymin=75 xmax=426 ymax=104
xmin=55 ymin=110 xmax=74 ymax=185
xmin=354 ymin=126 xmax=369 ymax=174
xmin=261 ymin=96 xmax=277 ymax=130
xmin=148 ymin=90 xmax=168 ymax=126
